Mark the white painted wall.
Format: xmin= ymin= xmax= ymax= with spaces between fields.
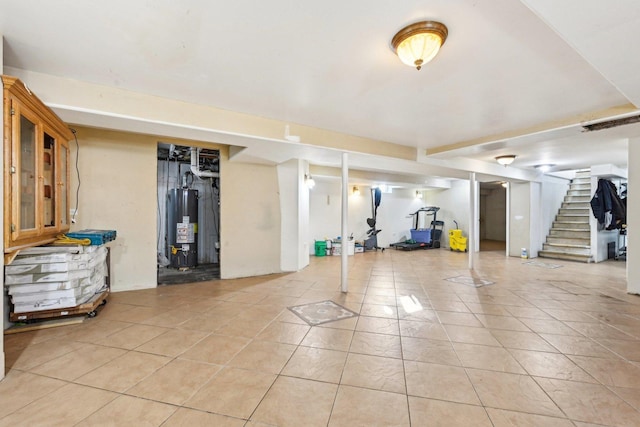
xmin=509 ymin=182 xmax=531 ymax=257
xmin=426 ymin=180 xmax=471 ymax=249
xmin=540 ymin=178 xmax=569 ymax=247
xmin=309 ymin=182 xmax=425 ymax=249
xmin=277 ymin=159 xmax=309 ymax=271
xmin=628 ymin=139 xmax=639 ymax=294
xmin=529 ymin=182 xmax=542 ymax=258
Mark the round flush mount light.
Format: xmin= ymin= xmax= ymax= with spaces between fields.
xmin=391 ymin=21 xmax=448 ymax=70
xmin=535 ymin=164 xmax=555 ymax=173
xmin=496 ymin=155 xmax=516 ymax=166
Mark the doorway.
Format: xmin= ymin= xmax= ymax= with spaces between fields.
xmin=157 ymin=143 xmax=221 ymax=284
xmin=479 ymin=182 xmax=507 ymax=252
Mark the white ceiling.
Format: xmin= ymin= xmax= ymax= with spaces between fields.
xmin=0 ymin=0 xmax=638 ymax=184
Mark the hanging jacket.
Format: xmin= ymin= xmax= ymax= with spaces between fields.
xmin=590 ymin=179 xmax=626 ymax=230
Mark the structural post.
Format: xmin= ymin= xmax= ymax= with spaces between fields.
xmin=341 ymin=153 xmax=349 ymax=292
xmin=469 ymin=172 xmax=476 ymax=270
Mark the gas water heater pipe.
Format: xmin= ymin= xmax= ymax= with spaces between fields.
xmin=190 ymin=147 xmax=220 ymax=178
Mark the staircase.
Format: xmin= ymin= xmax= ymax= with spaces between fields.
xmin=539 ymin=170 xmax=593 ymax=263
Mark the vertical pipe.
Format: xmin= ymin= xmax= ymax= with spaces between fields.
xmin=469 ymin=172 xmax=476 ymax=270
xmin=505 ymin=182 xmax=510 ymax=257
xmin=341 ymin=153 xmax=349 ymax=292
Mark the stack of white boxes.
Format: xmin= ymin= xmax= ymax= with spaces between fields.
xmin=5 ymin=245 xmax=108 ymax=313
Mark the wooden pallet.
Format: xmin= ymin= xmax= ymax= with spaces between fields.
xmin=9 ymin=290 xmax=109 ymax=322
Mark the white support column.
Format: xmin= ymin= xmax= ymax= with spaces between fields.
xmin=341 ymin=153 xmax=349 ymax=292
xmin=628 ymin=138 xmax=639 ymax=294
xmin=505 ymin=182 xmax=510 ymax=258
xmin=469 ymin=172 xmax=476 ymax=270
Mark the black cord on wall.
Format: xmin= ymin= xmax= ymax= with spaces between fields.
xmin=70 ymin=128 xmax=80 ymax=224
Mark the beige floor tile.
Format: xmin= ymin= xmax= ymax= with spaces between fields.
xmin=300 ymin=327 xmax=354 ymax=351
xmin=355 ymin=315 xmax=400 ymax=335
xmin=75 ymin=350 xmax=171 ymax=392
xmin=504 ymin=305 xmax=554 ymax=319
xmin=228 ymin=340 xmax=296 ymax=374
xmin=254 ymin=320 xmax=310 ymax=344
xmin=569 ymin=355 xmax=640 ymax=388
xmin=490 ymin=329 xmax=558 ymax=352
xmin=329 ymin=385 xmax=410 ymax=427
xmin=163 ymin=408 xmax=245 ymax=426
xmin=30 ymin=343 xmax=126 ymax=380
xmin=134 ymin=328 xmax=209 ymax=357
xmin=401 ymin=336 xmax=460 ymax=366
xmin=317 ymin=316 xmax=359 ymax=330
xmin=536 ymin=377 xmax=639 ymax=426
xmin=362 ymin=294 xmax=398 ymax=306
xmin=541 ymin=333 xmax=618 ymax=358
xmin=445 ymin=324 xmax=501 ymax=346
xmin=610 ymin=385 xmax=640 ymax=411
xmin=429 ymin=299 xmax=471 ymax=313
xmin=566 ymin=321 xmax=637 ymax=340
xmin=519 ymin=318 xmax=582 ymax=336
xmin=0 ymin=371 xmax=67 ymax=419
xmin=359 ymin=303 xmax=398 ymax=318
xmin=140 ymin=308 xmax=198 ymax=327
xmin=463 ymin=302 xmax=512 ymax=316
xmin=542 ymin=308 xmax=599 ymax=322
xmin=475 ymin=314 xmax=531 ymax=331
xmin=467 ymin=369 xmax=563 ymax=417
xmin=127 ymin=358 xmax=222 ymax=405
xmin=404 ymin=360 xmax=480 ymax=405
xmin=436 ymin=311 xmax=484 ymax=327
xmin=0 ymin=383 xmax=117 ymax=427
xmin=399 ymin=319 xmax=448 ymax=341
xmin=5 ymin=338 xmax=84 ymax=371
xmin=398 ymin=306 xmax=440 ymax=322
xmin=178 ymin=313 xmax=232 ymax=332
xmin=79 ymin=394 xmax=177 ymax=426
xmin=215 ymin=317 xmax=272 ymax=338
xmin=453 ymin=342 xmax=526 ymax=374
xmin=179 ymin=334 xmax=250 ymax=364
xmin=596 ymin=337 xmax=640 ymax=361
xmin=97 ymin=324 xmax=170 ymax=350
xmin=509 ymin=349 xmax=596 ymax=382
xmin=349 ymin=331 xmax=402 ymax=358
xmin=184 ymin=367 xmax=276 ymax=419
xmin=486 ymin=408 xmax=574 ymax=427
xmin=281 ymin=346 xmax=347 ymax=383
xmin=341 ymin=353 xmax=405 ymax=393
xmin=251 ymin=376 xmax=338 ymax=427
xmin=409 ymin=397 xmax=492 ymax=427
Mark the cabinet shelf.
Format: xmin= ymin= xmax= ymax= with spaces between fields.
xmin=3 ymin=75 xmax=73 ymax=253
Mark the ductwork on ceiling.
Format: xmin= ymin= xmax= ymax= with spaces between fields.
xmin=190 ymin=147 xmax=219 ymax=178
xmin=582 ymin=114 xmax=640 ymax=132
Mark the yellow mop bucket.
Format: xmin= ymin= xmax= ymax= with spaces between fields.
xmin=449 ymin=225 xmax=467 ymax=253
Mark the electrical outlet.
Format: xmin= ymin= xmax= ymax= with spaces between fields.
xmin=70 ymin=209 xmax=78 ymax=223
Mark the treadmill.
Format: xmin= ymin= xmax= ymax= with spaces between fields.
xmin=391 ymin=207 xmax=443 ymax=251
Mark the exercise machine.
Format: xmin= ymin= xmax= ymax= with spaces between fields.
xmin=364 ymin=187 xmax=384 ymax=251
xmin=391 ymin=206 xmax=443 ymax=251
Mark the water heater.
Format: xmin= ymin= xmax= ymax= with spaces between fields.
xmin=167 ymin=188 xmax=198 ymax=268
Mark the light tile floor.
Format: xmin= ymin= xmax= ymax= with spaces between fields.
xmin=2 ymin=250 xmax=639 ymax=426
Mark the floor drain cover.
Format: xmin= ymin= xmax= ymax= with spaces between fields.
xmin=524 ymin=261 xmax=563 ymax=269
xmin=445 ymin=275 xmax=495 ymax=288
xmin=288 ymin=300 xmax=359 ymax=326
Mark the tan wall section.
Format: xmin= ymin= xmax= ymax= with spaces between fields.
xmin=69 ymin=127 xmax=158 ymax=291
xmin=220 ymin=159 xmax=282 ymax=278
xmin=69 ymin=126 xmax=283 ymax=289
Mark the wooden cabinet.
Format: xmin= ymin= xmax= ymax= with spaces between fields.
xmin=3 ymin=75 xmax=73 ymax=255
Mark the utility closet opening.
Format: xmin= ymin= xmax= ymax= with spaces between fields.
xmin=157 ymin=143 xmax=221 ymax=284
xmin=479 ymin=181 xmax=507 ymax=252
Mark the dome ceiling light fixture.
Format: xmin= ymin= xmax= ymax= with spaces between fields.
xmin=496 ymin=155 xmax=517 ymax=166
xmin=391 ymin=21 xmax=448 ymax=70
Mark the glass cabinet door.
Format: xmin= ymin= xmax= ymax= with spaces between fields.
xmin=16 ymin=112 xmax=38 ymax=236
xmin=43 ymin=132 xmax=56 ymax=230
xmin=58 ymin=139 xmax=70 ymax=228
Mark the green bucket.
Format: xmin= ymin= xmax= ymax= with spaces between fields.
xmin=314 ymin=240 xmax=327 ymax=257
